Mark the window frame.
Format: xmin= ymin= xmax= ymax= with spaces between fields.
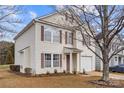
xmin=67 ymin=32 xmax=73 ymax=45
xmin=43 ymin=53 xmax=61 ymax=68
xmin=44 ymin=27 xmax=61 ymax=43
xmin=115 ymin=57 xmax=117 ymax=61
xmin=44 ymin=53 xmax=52 ymax=68
xmin=53 ymin=30 xmax=60 ymax=43
xmin=82 ymin=34 xmax=91 ymax=46
xmin=53 ymin=54 xmax=60 ymax=67
xmin=44 ymin=30 xmax=52 ymax=42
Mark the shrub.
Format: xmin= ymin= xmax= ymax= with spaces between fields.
xmin=54 ymin=69 xmax=58 ymax=74
xmin=24 ymin=68 xmax=32 ymax=74
xmin=46 ymin=71 xmax=50 ymax=75
xmin=10 ymin=65 xmax=14 ymax=71
xmin=15 ymin=65 xmax=20 ymax=72
xmin=73 ymin=71 xmax=77 ymax=74
xmin=10 ymin=65 xmax=20 ymax=72
xmin=83 ymin=69 xmax=86 ymax=74
xmin=63 ymin=70 xmax=66 ymax=74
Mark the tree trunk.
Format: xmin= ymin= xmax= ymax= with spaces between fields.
xmin=101 ymin=61 xmax=109 ymax=81
xmin=101 ymin=6 xmax=110 ymax=82
xmin=101 ymin=48 xmax=110 ymax=81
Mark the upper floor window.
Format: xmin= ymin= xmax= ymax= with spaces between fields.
xmin=112 ymin=43 xmax=119 ymax=51
xmin=44 ymin=31 xmax=51 ymax=42
xmin=121 ymin=50 xmax=123 ymax=54
xmin=67 ymin=32 xmax=73 ymax=44
xmin=53 ymin=30 xmax=60 ymax=43
xmin=115 ymin=57 xmax=117 ymax=61
xmin=43 ymin=26 xmax=61 ymax=43
xmin=82 ymin=34 xmax=91 ymax=46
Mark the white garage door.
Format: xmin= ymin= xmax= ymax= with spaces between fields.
xmin=80 ymin=56 xmax=92 ymax=72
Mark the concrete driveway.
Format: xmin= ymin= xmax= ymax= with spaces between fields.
xmin=83 ymin=71 xmax=124 ymax=80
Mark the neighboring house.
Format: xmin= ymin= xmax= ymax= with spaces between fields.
xmin=0 ymin=41 xmax=14 ymax=65
xmin=14 ymin=12 xmax=96 ymax=75
xmin=95 ymin=33 xmax=124 ymax=71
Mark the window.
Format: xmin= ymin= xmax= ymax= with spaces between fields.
xmin=82 ymin=34 xmax=91 ymax=46
xmin=45 ymin=54 xmax=51 ymax=67
xmin=115 ymin=57 xmax=117 ymax=61
xmin=44 ymin=31 xmax=51 ymax=42
xmin=53 ymin=54 xmax=60 ymax=67
xmin=67 ymin=32 xmax=73 ymax=44
xmin=44 ymin=28 xmax=61 ymax=43
xmin=112 ymin=43 xmax=120 ymax=51
xmin=112 ymin=44 xmax=114 ymax=51
xmin=53 ymin=30 xmax=60 ymax=43
xmin=43 ymin=53 xmax=61 ymax=68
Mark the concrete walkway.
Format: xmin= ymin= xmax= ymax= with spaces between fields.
xmin=83 ymin=71 xmax=124 ymax=80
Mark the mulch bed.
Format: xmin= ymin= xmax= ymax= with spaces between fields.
xmin=8 ymin=70 xmax=76 ymax=77
xmin=89 ymin=79 xmax=124 ymax=88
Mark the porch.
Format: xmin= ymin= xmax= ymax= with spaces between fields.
xmin=63 ymin=47 xmax=82 ymax=73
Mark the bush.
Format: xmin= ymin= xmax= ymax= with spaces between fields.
xmin=24 ymin=68 xmax=32 ymax=74
xmin=83 ymin=69 xmax=88 ymax=75
xmin=63 ymin=70 xmax=66 ymax=74
xmin=54 ymin=69 xmax=58 ymax=74
xmin=10 ymin=65 xmax=20 ymax=72
xmin=46 ymin=71 xmax=50 ymax=75
xmin=73 ymin=71 xmax=77 ymax=74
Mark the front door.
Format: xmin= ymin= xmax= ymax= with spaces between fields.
xmin=66 ymin=55 xmax=70 ymax=72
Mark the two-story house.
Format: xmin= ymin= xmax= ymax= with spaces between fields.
xmin=14 ymin=12 xmax=96 ymax=75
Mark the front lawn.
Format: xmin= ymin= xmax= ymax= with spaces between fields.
xmin=0 ymin=66 xmax=124 ymax=88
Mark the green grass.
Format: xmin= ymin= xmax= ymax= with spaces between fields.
xmin=0 ymin=64 xmax=10 ymax=69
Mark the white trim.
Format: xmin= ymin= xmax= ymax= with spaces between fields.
xmin=44 ymin=53 xmax=61 ymax=69
xmin=44 ymin=25 xmax=61 ymax=44
xmin=36 ymin=12 xmax=57 ymax=20
xmin=44 ymin=53 xmax=52 ymax=68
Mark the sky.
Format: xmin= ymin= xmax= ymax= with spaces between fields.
xmin=0 ymin=5 xmax=57 ymax=41
xmin=18 ymin=5 xmax=56 ymax=31
xmin=1 ymin=5 xmax=123 ymax=41
xmin=23 ymin=5 xmax=56 ymax=21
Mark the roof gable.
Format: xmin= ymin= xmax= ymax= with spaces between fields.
xmin=14 ymin=12 xmax=78 ymax=40
xmin=38 ymin=12 xmax=78 ymax=28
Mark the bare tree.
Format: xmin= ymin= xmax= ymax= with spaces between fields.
xmin=57 ymin=5 xmax=124 ymax=81
xmin=0 ymin=5 xmax=24 ymax=40
xmin=0 ymin=41 xmax=14 ymax=64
